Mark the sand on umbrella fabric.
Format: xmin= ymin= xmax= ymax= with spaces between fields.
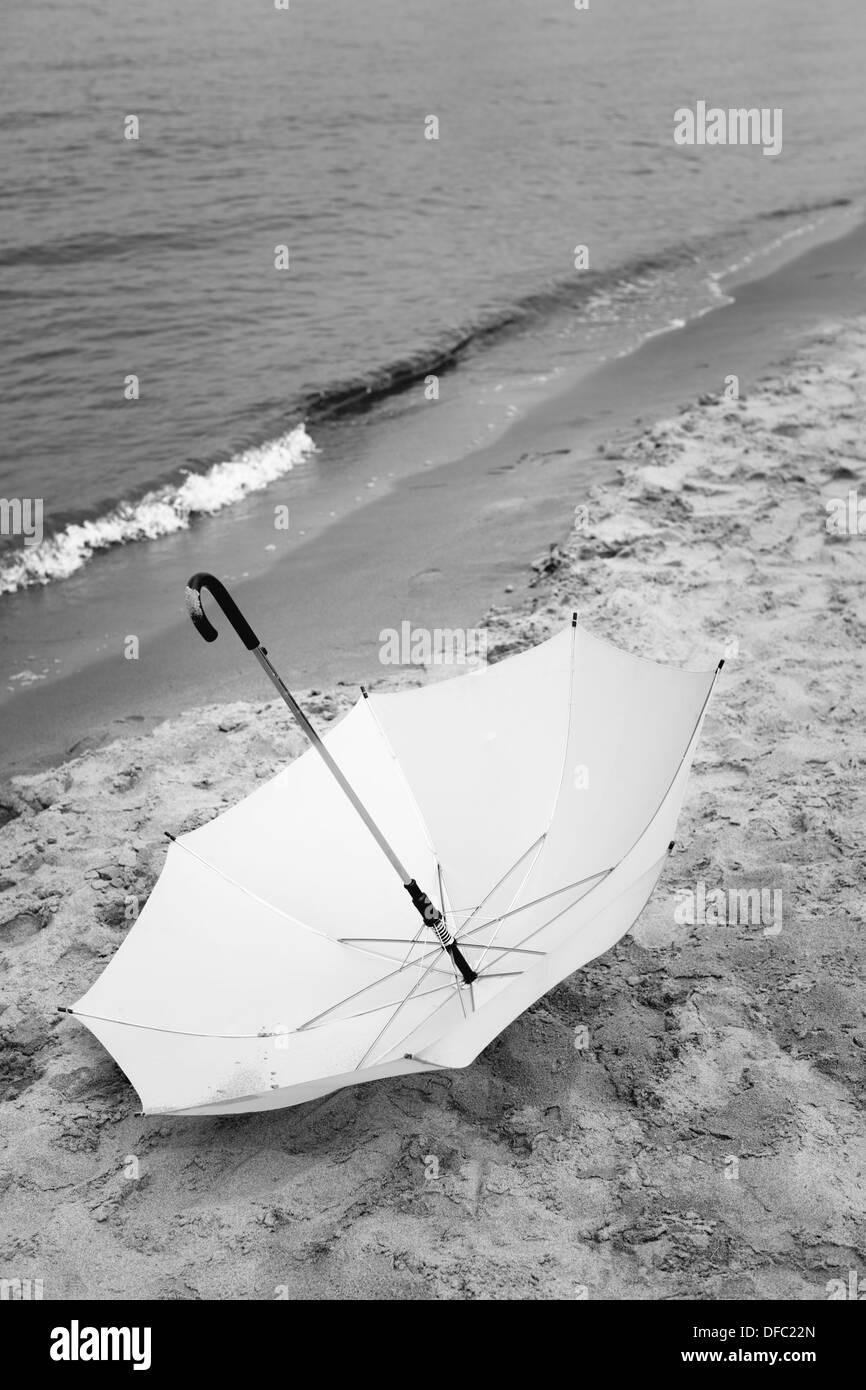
xmin=66 ymin=575 xmax=722 ymax=1115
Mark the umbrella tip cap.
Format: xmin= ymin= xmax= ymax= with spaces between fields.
xmin=571 ymin=611 xmax=578 ymax=627
xmin=667 ymin=840 xmax=676 ymax=854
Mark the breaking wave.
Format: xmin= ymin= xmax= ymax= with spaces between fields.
xmin=0 ymin=423 xmax=316 ymax=595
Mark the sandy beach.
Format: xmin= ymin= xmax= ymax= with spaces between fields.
xmin=2 ymin=296 xmax=864 ymax=1299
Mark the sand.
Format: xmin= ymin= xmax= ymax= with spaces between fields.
xmin=1 ymin=316 xmax=865 ymax=1301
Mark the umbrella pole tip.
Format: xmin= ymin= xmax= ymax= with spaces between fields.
xmin=667 ymin=839 xmax=676 ymax=854
xmin=57 ymin=1005 xmax=72 ymax=1014
xmin=572 ymin=611 xmax=578 ymax=627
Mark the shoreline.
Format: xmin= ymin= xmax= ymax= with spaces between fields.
xmin=2 ymin=212 xmax=866 ymax=780
xmin=1 ymin=311 xmax=863 ymax=1298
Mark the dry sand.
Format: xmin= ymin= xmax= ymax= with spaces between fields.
xmin=1 ymin=317 xmax=864 ymax=1300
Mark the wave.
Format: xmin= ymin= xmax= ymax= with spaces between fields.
xmin=758 ymin=196 xmax=851 ymax=221
xmin=297 ymin=258 xmax=673 ymax=424
xmin=0 ymin=424 xmax=315 ymax=595
xmin=298 ymin=195 xmax=855 ymax=424
xmin=0 ymin=226 xmax=210 ymax=270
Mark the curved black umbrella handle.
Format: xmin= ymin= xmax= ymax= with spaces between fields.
xmin=185 ymin=573 xmax=260 ymax=650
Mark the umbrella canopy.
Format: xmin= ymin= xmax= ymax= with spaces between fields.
xmin=70 ymin=617 xmax=721 ymax=1115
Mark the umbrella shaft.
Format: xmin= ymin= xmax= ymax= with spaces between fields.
xmin=253 ymin=647 xmax=412 ymax=882
xmin=252 ymin=647 xmax=477 ymax=985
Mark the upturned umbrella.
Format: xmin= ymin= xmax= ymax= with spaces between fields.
xmin=66 ymin=574 xmax=722 ymax=1115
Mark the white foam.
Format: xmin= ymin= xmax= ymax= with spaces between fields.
xmin=0 ymin=424 xmax=316 ymax=595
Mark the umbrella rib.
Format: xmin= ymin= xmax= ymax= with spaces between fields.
xmin=437 ymin=860 xmax=453 ymax=927
xmin=323 ymin=914 xmax=466 ymax=1060
xmin=452 ymin=833 xmax=547 ymax=937
xmin=363 ymin=988 xmax=462 ymax=1070
xmin=339 ymin=937 xmax=435 ymax=946
xmin=454 ymin=868 xmax=610 ymax=953
xmin=295 ymin=860 xmax=505 ymax=1033
xmin=450 ymin=946 xmax=468 ymax=1020
xmin=166 ymin=835 xmax=444 ymax=972
xmin=473 ymin=842 xmax=674 ymax=977
xmin=472 ymin=834 xmax=548 ymax=973
xmin=436 ymin=872 xmax=606 ymax=928
xmin=458 ymin=870 xmax=611 ymax=935
xmin=474 ymin=617 xmax=579 ymax=972
xmin=340 ymin=939 xmax=543 ymax=954
xmin=457 ymin=874 xmax=614 ymax=985
xmin=167 ymin=835 xmax=325 ymax=939
xmin=471 ymin=887 xmax=603 ymax=981
xmin=352 ymin=952 xmax=450 ymax=1071
xmin=607 ymin=662 xmax=724 ymax=870
xmin=440 ymin=868 xmax=610 ymax=943
xmin=68 ymin=978 xmax=461 ymax=1045
xmin=545 ymin=614 xmax=580 ymax=824
xmin=300 ymin=981 xmax=457 ymax=1029
xmin=360 ymin=691 xmax=441 ymax=861
xmin=345 ymin=850 xmax=478 ymax=1067
xmin=437 ymin=861 xmax=468 ymax=1019
xmin=399 ymin=920 xmax=433 ymax=971
xmin=64 ymin=1007 xmax=283 ymax=1041
xmin=294 ymin=944 xmax=454 ymax=1032
xmin=454 ymin=942 xmax=546 ymax=957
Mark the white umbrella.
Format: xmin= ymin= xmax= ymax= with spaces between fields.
xmin=65 ymin=574 xmax=722 ymax=1115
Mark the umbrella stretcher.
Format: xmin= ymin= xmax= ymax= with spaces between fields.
xmin=69 ymin=579 xmax=721 ymax=1115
